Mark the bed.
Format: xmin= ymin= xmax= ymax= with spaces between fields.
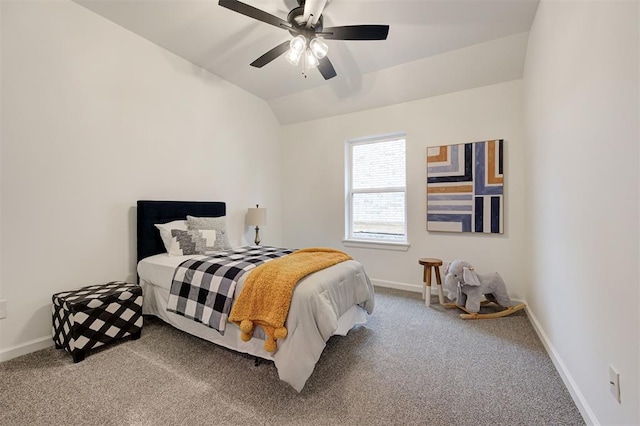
xmin=136 ymin=200 xmax=375 ymax=392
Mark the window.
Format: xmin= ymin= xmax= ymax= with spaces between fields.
xmin=345 ymin=133 xmax=407 ymax=247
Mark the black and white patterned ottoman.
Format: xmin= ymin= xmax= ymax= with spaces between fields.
xmin=52 ymin=281 xmax=143 ymax=362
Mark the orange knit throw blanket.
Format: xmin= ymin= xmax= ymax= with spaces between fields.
xmin=228 ymin=247 xmax=352 ymax=352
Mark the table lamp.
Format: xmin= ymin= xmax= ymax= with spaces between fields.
xmin=246 ymin=204 xmax=267 ymax=245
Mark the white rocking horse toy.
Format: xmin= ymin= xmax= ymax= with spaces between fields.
xmin=442 ymin=260 xmax=526 ymax=319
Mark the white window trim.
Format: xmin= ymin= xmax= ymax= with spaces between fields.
xmin=342 ymin=239 xmax=411 ymax=251
xmin=344 ymin=132 xmax=408 ymax=249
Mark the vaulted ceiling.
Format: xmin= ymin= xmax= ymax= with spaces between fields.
xmin=74 ymin=0 xmax=539 ymax=124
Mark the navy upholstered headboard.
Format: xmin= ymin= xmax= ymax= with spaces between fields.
xmin=136 ymin=200 xmax=226 ymax=263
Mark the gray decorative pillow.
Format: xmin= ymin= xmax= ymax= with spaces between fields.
xmin=186 ymin=215 xmax=232 ymax=250
xmin=167 ymin=229 xmax=217 ymax=256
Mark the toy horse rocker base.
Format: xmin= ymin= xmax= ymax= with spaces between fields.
xmin=442 ymin=260 xmax=526 ymax=319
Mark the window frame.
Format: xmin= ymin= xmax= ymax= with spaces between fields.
xmin=344 ymin=132 xmax=410 ymax=251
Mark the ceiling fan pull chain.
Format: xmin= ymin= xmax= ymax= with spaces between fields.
xmin=302 ymin=50 xmax=308 ymax=78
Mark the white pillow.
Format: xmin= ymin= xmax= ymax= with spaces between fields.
xmin=154 ymin=220 xmax=188 ymax=253
xmin=186 ymin=215 xmax=232 ymax=250
xmin=167 ymin=229 xmax=217 ymax=256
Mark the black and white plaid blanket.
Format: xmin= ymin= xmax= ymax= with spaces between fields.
xmin=166 ymin=246 xmax=294 ymax=334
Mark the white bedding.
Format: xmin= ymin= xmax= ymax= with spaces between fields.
xmin=137 ymin=252 xmax=375 ymax=392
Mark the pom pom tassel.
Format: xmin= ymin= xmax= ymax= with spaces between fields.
xmin=264 ymin=336 xmax=277 ymax=353
xmin=240 ymin=320 xmax=254 ymax=342
xmin=274 ymin=327 xmax=288 ymax=339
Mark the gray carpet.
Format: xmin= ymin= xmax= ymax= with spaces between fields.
xmin=0 ymin=287 xmax=584 ymax=425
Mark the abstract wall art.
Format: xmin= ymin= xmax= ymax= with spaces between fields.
xmin=426 ymin=139 xmax=504 ymax=233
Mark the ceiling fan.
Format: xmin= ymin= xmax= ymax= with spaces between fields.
xmin=218 ymin=0 xmax=390 ymax=80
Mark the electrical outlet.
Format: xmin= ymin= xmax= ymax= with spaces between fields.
xmin=0 ymin=299 xmax=6 ymax=319
xmin=609 ymin=365 xmax=621 ymax=403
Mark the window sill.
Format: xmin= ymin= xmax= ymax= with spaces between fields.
xmin=342 ymin=239 xmax=411 ymax=251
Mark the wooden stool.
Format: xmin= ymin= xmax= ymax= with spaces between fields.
xmin=418 ymin=258 xmax=445 ymax=307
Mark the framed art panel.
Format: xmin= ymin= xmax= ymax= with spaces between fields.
xmin=426 ymin=139 xmax=504 ymax=233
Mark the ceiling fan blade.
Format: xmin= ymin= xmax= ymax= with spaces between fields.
xmin=218 ymin=0 xmax=292 ymax=31
xmin=321 ymin=25 xmax=389 ymax=40
xmin=250 ymin=41 xmax=290 ymax=68
xmin=302 ymin=0 xmax=328 ymax=27
xmin=317 ymin=56 xmax=337 ymax=80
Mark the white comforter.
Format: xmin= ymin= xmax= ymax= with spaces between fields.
xmin=138 ymin=254 xmax=375 ymax=391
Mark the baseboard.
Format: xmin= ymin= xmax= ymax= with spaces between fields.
xmin=524 ymin=304 xmax=598 ymax=425
xmin=0 ymin=336 xmax=54 ymax=362
xmin=371 ymin=279 xmax=422 ymax=293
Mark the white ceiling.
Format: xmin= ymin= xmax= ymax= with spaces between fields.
xmin=74 ymin=0 xmax=539 ymax=123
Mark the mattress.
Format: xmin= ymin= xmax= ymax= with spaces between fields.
xmin=138 ymin=253 xmax=197 ymax=291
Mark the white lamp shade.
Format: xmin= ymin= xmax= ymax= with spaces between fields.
xmin=310 ymin=38 xmax=328 ymax=59
xmin=285 ymin=48 xmax=303 ymax=66
xmin=246 ymin=207 xmax=267 ymax=226
xmin=289 ymin=35 xmax=306 ymax=53
xmin=305 ymin=49 xmax=319 ymax=68
xmin=286 ymin=35 xmax=306 ymax=66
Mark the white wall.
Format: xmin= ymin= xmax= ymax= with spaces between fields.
xmin=523 ymin=1 xmax=639 ymax=424
xmin=0 ymin=1 xmax=283 ymax=358
xmin=281 ymin=80 xmax=526 ymax=298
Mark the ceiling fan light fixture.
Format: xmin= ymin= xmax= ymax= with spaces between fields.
xmin=305 ymin=48 xmax=320 ymax=68
xmin=309 ymin=38 xmax=328 ymax=59
xmin=289 ymin=35 xmax=307 ymax=54
xmin=285 ymin=34 xmax=306 ymax=66
xmin=285 ymin=48 xmax=303 ymax=66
